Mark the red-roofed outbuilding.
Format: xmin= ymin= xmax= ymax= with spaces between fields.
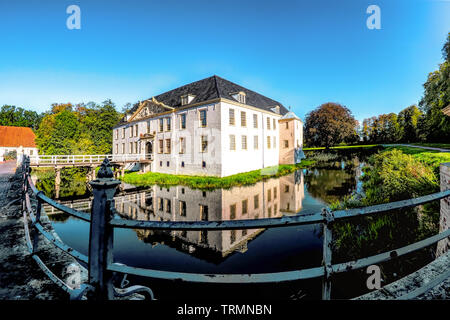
xmin=0 ymin=126 xmax=38 ymax=161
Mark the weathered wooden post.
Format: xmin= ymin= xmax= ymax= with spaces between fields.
xmin=88 ymin=158 xmax=121 ymax=300
xmin=321 ymin=207 xmax=333 ymax=300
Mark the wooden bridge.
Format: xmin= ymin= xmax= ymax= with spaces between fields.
xmin=28 ymin=154 xmax=153 ymax=167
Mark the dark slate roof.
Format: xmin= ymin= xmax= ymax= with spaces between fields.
xmin=126 ymin=75 xmax=289 ymax=120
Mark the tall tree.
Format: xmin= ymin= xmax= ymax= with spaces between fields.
xmin=304 ymin=102 xmax=358 ymax=148
xmin=418 ymin=32 xmax=450 ymax=142
xmin=398 ymin=105 xmax=423 ymax=143
xmin=0 ymin=105 xmax=43 ymax=130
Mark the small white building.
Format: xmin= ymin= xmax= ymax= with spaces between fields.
xmin=0 ymin=126 xmax=38 ymax=162
xmin=112 ymin=75 xmax=303 ymax=177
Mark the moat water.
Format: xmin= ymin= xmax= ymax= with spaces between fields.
xmin=33 ymin=147 xmax=396 ymax=299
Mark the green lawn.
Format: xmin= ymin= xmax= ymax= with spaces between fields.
xmin=303 ymin=144 xmax=380 ymax=151
xmin=121 ymin=160 xmax=314 ymax=190
xmin=411 ymin=143 xmax=450 ymax=150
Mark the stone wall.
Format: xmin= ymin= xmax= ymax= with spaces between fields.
xmin=437 ymin=162 xmax=450 ymax=257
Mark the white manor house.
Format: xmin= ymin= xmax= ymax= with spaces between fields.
xmin=112 ymin=75 xmax=303 ymax=177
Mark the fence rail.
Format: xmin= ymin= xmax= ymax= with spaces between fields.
xmin=20 ymin=156 xmax=450 ymax=300
xmin=29 ymin=154 xmax=153 ymax=165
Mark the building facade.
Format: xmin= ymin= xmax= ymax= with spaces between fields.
xmin=112 ymin=75 xmax=303 ymax=177
xmin=0 ymin=126 xmax=38 ymax=162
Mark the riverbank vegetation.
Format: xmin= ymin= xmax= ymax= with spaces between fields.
xmin=121 ymin=160 xmax=314 ymax=190
xmin=330 ymin=146 xmax=448 ymax=265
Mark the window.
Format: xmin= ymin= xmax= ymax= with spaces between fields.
xmin=122 ymin=128 xmax=125 ymax=138
xmin=115 ymin=144 xmax=118 ymax=154
xmin=273 ymin=136 xmax=276 ymax=148
xmin=202 ymin=161 xmax=206 ymax=168
xmin=180 ymin=113 xmax=186 ymax=129
xmin=242 ymin=199 xmax=248 ymax=215
xmin=160 ymin=161 xmax=162 ymax=167
xmin=241 ymin=135 xmax=247 ymax=150
xmin=165 ymin=199 xmax=171 ymax=213
xmin=147 ymin=121 xmax=151 ymax=133
xmin=179 ymin=137 xmax=185 ymax=154
xmin=274 ymin=204 xmax=278 ymax=215
xmin=268 ymin=207 xmax=272 ymax=218
xmin=181 ymin=188 xmax=185 ymax=194
xmin=268 ymin=189 xmax=272 ymax=202
xmin=201 ymin=136 xmax=208 ymax=153
xmin=135 ymin=124 xmax=138 ymax=137
xmin=181 ymin=96 xmax=188 ymax=105
xmin=230 ymin=230 xmax=236 ymax=244
xmin=166 ymin=117 xmax=171 ymax=131
xmin=286 ymin=122 xmax=289 ymax=129
xmin=273 ymin=118 xmax=276 ymax=130
xmin=179 ymin=201 xmax=186 ymax=217
xmin=284 ymin=140 xmax=289 ymax=148
xmin=285 ymin=185 xmax=289 ymax=193
xmin=230 ymin=204 xmax=236 ymax=220
xmin=236 ymin=92 xmax=246 ymax=104
xmin=274 ymin=187 xmax=277 ymax=199
xmin=241 ymin=111 xmax=246 ymax=127
xmin=200 ymin=230 xmax=208 ymax=244
xmin=130 ymin=142 xmax=133 ymax=154
xmin=166 ymin=161 xmax=170 ymax=167
xmin=267 ymin=117 xmax=271 ymax=130
xmin=267 ymin=136 xmax=271 ymax=149
xmin=129 ymin=127 xmax=133 ymax=138
xmin=230 ymin=135 xmax=236 ymax=151
xmin=253 ymin=114 xmax=258 ymax=128
xmin=158 ymin=198 xmax=163 ymax=211
xmin=115 ymin=130 xmax=118 ymax=139
xmin=229 ymin=109 xmax=235 ymax=125
xmin=200 ymin=205 xmax=208 ymax=221
xmin=254 ymin=136 xmax=258 ymax=150
xmin=254 ymin=194 xmax=259 ymax=209
xmin=165 ymin=139 xmax=171 ymax=153
xmin=158 ymin=140 xmax=163 ymax=154
xmin=159 ymin=118 xmax=164 ymax=132
xmin=181 ymin=161 xmax=185 ymax=167
xmin=122 ymin=143 xmax=125 ymax=154
xmin=202 ymin=191 xmax=207 ymax=197
xmin=135 ymin=141 xmax=138 ymax=154
xmin=199 ymin=109 xmax=207 ymax=127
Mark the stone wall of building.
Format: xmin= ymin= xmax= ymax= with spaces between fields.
xmin=437 ymin=162 xmax=450 ymax=257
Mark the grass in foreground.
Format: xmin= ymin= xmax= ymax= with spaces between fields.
xmin=121 ymin=160 xmax=314 ymax=190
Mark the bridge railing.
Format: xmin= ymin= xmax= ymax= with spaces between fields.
xmin=29 ymin=154 xmax=153 ymax=165
xmin=20 ymin=156 xmax=450 ymax=300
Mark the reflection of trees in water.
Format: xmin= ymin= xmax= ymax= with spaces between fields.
xmin=33 ymin=167 xmax=90 ymax=199
xmin=303 ymin=149 xmax=379 ymax=204
xmin=304 ymin=168 xmax=357 ymax=204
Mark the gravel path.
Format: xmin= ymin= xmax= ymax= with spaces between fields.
xmin=0 ymin=162 xmax=80 ymax=300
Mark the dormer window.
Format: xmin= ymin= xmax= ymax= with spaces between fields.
xmin=231 ymin=91 xmax=246 ymax=104
xmin=181 ymin=94 xmax=195 ymax=106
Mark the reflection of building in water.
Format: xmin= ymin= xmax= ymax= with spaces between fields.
xmin=116 ymin=171 xmax=305 ymax=261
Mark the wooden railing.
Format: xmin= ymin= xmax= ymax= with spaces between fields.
xmin=29 ymin=154 xmax=153 ymax=165
xmin=20 ymin=156 xmax=450 ymax=300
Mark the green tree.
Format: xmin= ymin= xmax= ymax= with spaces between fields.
xmin=398 ymin=105 xmax=423 ymax=142
xmin=0 ymin=105 xmax=43 ymax=130
xmin=304 ymin=102 xmax=358 ymax=148
xmin=418 ymin=32 xmax=450 ymax=142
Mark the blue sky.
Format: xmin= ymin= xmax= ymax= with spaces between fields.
xmin=0 ymin=0 xmax=449 ymax=123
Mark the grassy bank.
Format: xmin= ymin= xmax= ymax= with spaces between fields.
xmin=121 ymin=160 xmax=314 ymax=190
xmin=384 ymin=145 xmax=450 ymax=175
xmin=303 ymin=144 xmax=380 ymax=151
